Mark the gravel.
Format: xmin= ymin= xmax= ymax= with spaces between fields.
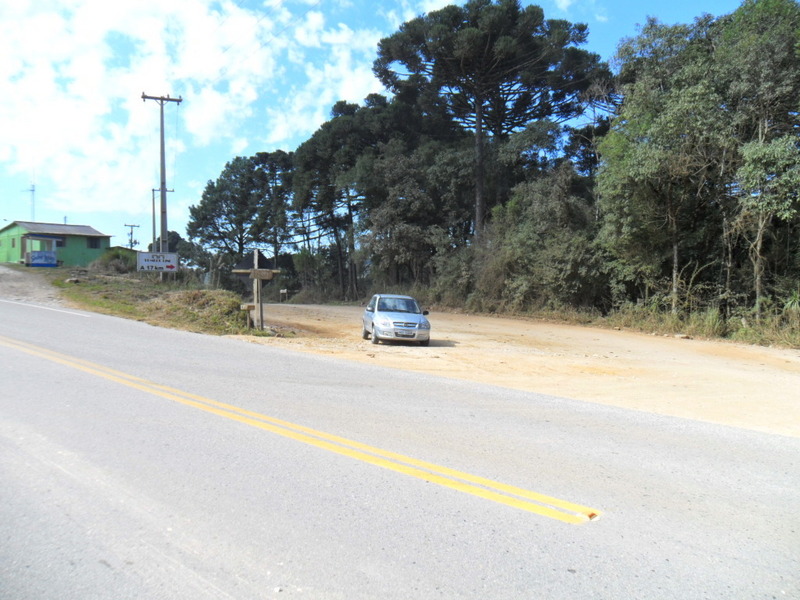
xmin=0 ymin=265 xmax=64 ymax=306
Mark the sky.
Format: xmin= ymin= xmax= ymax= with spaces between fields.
xmin=0 ymin=0 xmax=744 ymax=251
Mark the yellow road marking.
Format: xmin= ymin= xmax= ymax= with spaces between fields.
xmin=0 ymin=335 xmax=602 ymax=524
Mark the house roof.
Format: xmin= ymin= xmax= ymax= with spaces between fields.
xmin=4 ymin=221 xmax=110 ymax=237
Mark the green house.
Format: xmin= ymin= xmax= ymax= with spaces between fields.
xmin=0 ymin=221 xmax=112 ymax=267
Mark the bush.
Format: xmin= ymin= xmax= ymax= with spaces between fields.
xmin=90 ymin=248 xmax=137 ymax=273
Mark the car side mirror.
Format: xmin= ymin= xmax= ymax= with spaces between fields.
xmin=423 ymin=310 xmax=429 ymax=315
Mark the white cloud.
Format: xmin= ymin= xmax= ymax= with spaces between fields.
xmin=550 ymin=0 xmax=610 ymax=24
xmin=555 ymin=0 xmax=577 ymax=10
xmin=295 ymin=11 xmax=326 ymax=47
xmin=419 ymin=0 xmax=454 ymax=12
xmin=381 ymin=0 xmax=452 ymax=28
xmin=259 ymin=12 xmax=387 ymax=149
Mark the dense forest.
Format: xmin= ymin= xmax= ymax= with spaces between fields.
xmin=180 ymin=0 xmax=800 ymax=342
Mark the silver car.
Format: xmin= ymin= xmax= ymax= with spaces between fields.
xmin=362 ymin=294 xmax=431 ymax=346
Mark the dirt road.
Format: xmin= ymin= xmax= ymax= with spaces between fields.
xmin=2 ymin=265 xmax=797 ymax=437
xmin=238 ymin=303 xmax=800 ymax=438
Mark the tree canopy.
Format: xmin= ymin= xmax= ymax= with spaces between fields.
xmin=373 ymin=0 xmax=610 ymax=235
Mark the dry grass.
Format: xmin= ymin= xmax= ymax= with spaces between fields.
xmin=51 ymin=270 xmax=251 ymax=335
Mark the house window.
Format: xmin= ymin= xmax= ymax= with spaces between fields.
xmin=11 ymin=238 xmax=15 ymax=248
xmin=87 ymin=238 xmax=100 ymax=249
xmin=56 ymin=237 xmax=65 ymax=248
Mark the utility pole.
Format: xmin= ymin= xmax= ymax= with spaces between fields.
xmin=124 ymin=224 xmax=140 ymax=249
xmin=151 ymin=188 xmax=173 ymax=251
xmin=142 ymin=92 xmax=182 ymax=252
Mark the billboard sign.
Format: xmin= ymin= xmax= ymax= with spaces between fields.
xmin=29 ymin=251 xmax=58 ymax=267
xmin=137 ymin=252 xmax=179 ymax=272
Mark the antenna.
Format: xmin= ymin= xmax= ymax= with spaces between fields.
xmin=22 ymin=184 xmax=35 ymax=221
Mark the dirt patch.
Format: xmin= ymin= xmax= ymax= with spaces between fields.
xmin=237 ymin=304 xmax=800 ymax=438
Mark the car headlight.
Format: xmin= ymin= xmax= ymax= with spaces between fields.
xmin=376 ymin=316 xmax=393 ymax=328
xmin=419 ymin=319 xmax=431 ymax=330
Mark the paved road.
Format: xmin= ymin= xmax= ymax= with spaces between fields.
xmin=1 ymin=298 xmax=798 ymax=599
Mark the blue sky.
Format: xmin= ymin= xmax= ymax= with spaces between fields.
xmin=0 ymin=0 xmax=743 ymax=250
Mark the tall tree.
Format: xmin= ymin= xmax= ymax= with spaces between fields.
xmin=598 ymin=17 xmax=734 ymax=311
xmin=374 ymin=0 xmax=609 ymax=236
xmin=293 ymin=92 xmax=460 ymax=299
xmin=251 ymin=150 xmax=294 ymax=269
xmin=363 ymin=138 xmax=474 ymax=287
xmin=737 ymin=136 xmax=800 ymax=318
xmin=187 ymin=156 xmax=265 ymax=261
xmin=716 ymin=0 xmax=800 ymax=145
xmin=293 ymin=102 xmax=373 ymax=300
xmin=598 ymin=0 xmax=800 ymax=316
xmin=716 ymin=0 xmax=800 ymax=314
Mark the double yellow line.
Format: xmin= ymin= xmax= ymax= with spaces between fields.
xmin=0 ymin=335 xmax=601 ymax=524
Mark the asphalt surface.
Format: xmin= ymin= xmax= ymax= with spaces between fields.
xmin=1 ymin=297 xmax=798 ymax=599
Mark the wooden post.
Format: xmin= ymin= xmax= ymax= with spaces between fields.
xmin=254 ymin=249 xmax=263 ymax=330
xmin=234 ymin=254 xmax=280 ymax=330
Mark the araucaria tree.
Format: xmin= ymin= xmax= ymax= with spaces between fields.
xmin=187 ymin=153 xmax=293 ymax=263
xmin=374 ymin=0 xmax=609 ymax=236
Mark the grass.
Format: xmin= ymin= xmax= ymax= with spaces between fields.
xmin=48 ymin=268 xmax=254 ymax=335
xmin=598 ymin=302 xmax=800 ymax=348
xmin=457 ymin=299 xmax=800 ymax=348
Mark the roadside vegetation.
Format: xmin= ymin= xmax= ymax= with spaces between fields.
xmin=46 ymin=258 xmax=250 ymax=336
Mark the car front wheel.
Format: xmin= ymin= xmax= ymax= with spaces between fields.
xmin=362 ymin=326 xmax=370 ymax=340
xmin=371 ymin=327 xmax=380 ymax=344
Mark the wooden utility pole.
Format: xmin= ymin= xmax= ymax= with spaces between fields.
xmin=151 ymin=188 xmax=173 ymax=251
xmin=124 ymin=224 xmax=140 ymax=249
xmin=142 ymin=93 xmax=182 ymax=252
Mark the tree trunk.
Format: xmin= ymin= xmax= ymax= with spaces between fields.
xmin=721 ymin=215 xmax=734 ymax=319
xmin=667 ymin=193 xmax=679 ymax=314
xmin=329 ymin=215 xmax=346 ymax=299
xmin=671 ymin=231 xmax=679 ymax=314
xmin=345 ymin=194 xmax=359 ymax=301
xmin=474 ymin=97 xmax=486 ymax=238
xmin=751 ymin=212 xmax=770 ymax=323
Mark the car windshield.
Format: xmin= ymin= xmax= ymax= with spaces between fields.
xmin=377 ymin=298 xmax=420 ymax=313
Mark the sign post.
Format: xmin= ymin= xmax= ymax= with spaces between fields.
xmin=232 ymin=249 xmax=280 ymax=330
